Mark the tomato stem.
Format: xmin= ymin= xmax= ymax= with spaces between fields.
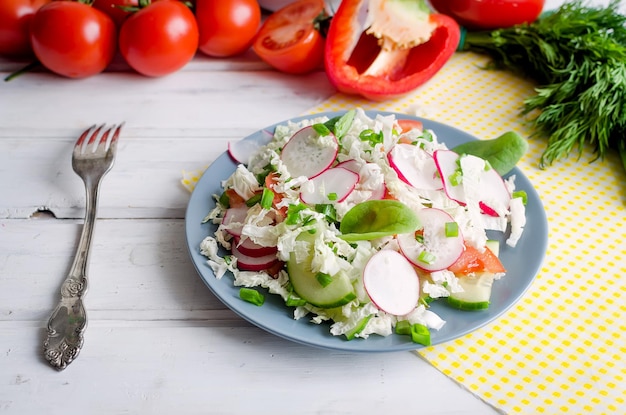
xmin=4 ymin=61 xmax=41 ymax=82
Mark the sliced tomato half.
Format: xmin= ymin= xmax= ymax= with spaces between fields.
xmin=252 ymin=0 xmax=326 ymax=74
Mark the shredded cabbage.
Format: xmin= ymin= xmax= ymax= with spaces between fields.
xmin=200 ymin=109 xmax=527 ymax=342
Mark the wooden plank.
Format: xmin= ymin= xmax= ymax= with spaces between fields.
xmin=0 ymin=324 xmax=498 ymax=414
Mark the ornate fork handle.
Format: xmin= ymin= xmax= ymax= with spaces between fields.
xmin=43 ymin=166 xmax=103 ymax=370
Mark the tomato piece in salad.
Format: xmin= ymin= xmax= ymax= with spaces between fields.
xmin=397 ymin=119 xmax=424 ymax=134
xmin=447 ymin=244 xmax=506 ymax=275
xmin=224 ymin=188 xmax=247 ymax=208
xmin=264 ymin=172 xmax=287 ymax=217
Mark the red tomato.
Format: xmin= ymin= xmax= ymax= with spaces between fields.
xmin=447 ymin=244 xmax=506 ymax=275
xmin=92 ymin=0 xmax=138 ymax=28
xmin=397 ymin=119 xmax=423 ymax=134
xmin=119 ymin=1 xmax=198 ymax=77
xmin=429 ymin=0 xmax=545 ymax=30
xmin=0 ymin=0 xmax=51 ymax=58
xmin=195 ymin=0 xmax=261 ymax=57
xmin=252 ymin=0 xmax=326 ymax=74
xmin=30 ymin=2 xmax=117 ymax=78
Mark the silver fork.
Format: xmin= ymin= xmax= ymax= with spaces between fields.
xmin=43 ymin=124 xmax=123 ymax=370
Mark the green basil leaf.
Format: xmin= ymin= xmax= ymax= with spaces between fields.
xmin=325 ymin=110 xmax=356 ymax=139
xmin=339 ymin=200 xmax=420 ymax=241
xmin=452 ymin=131 xmax=528 ymax=176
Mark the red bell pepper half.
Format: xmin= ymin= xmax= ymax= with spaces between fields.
xmin=324 ymin=0 xmax=461 ymax=101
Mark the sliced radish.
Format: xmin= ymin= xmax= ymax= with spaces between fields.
xmin=335 ymin=159 xmax=361 ymax=173
xmin=228 ymin=130 xmax=273 ymax=165
xmin=280 ymin=126 xmax=338 ymax=178
xmin=389 ymin=144 xmax=442 ymax=190
xmin=435 ymin=150 xmax=512 ymax=216
xmin=477 ymin=168 xmax=511 ymax=217
xmin=363 ymin=249 xmax=420 ymax=316
xmin=368 ymin=182 xmax=387 ymax=200
xmin=221 ymin=205 xmax=249 ymax=237
xmin=234 ymin=236 xmax=278 ymax=258
xmin=397 ymin=208 xmax=464 ymax=272
xmin=300 ymin=167 xmax=359 ymax=205
xmin=434 ymin=149 xmax=466 ymax=204
xmin=232 ymin=243 xmax=278 ymax=271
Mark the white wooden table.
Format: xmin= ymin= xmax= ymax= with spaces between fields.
xmin=0 ymin=52 xmax=504 ymax=415
xmin=0 ymin=1 xmax=592 ymax=412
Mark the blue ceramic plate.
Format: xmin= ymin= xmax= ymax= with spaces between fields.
xmin=185 ymin=111 xmax=548 ymax=352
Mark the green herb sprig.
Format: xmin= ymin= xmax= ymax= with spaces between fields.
xmin=459 ymin=0 xmax=626 ymax=175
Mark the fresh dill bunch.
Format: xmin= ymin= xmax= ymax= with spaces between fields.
xmin=459 ymin=0 xmax=626 ymax=172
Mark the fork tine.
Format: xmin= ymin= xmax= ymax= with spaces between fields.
xmin=95 ymin=127 xmax=112 ymax=154
xmin=108 ymin=123 xmax=123 ymax=154
xmin=74 ymin=125 xmax=96 ymax=150
xmin=87 ymin=124 xmax=105 ymax=147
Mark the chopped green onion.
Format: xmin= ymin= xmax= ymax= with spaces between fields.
xmin=218 ymin=191 xmax=230 ymax=208
xmin=312 ymin=123 xmax=331 ymax=137
xmin=315 ymin=272 xmax=333 ymax=287
xmin=445 ymin=221 xmax=459 ymax=237
xmin=421 ymin=130 xmax=434 ymax=142
xmin=419 ymin=296 xmax=434 ymax=306
xmin=285 ymin=295 xmax=307 ymax=307
xmin=484 ymin=160 xmax=492 ymax=171
xmin=315 ymin=203 xmax=337 ymax=223
xmin=513 ymin=190 xmax=528 ymax=205
xmin=261 ymin=188 xmax=274 ymax=209
xmin=245 ymin=193 xmax=262 ymax=207
xmin=302 ymin=215 xmax=316 ymax=227
xmin=286 ymin=203 xmax=307 ymax=225
xmin=345 ymin=315 xmax=373 ymax=340
xmin=415 ymin=233 xmax=425 ymax=244
xmin=395 ymin=320 xmax=412 ymax=335
xmin=223 ymin=255 xmax=233 ymax=265
xmin=418 ymin=251 xmax=436 ymax=265
xmin=449 ymin=170 xmax=463 ymax=186
xmin=255 ymin=164 xmax=276 ymax=184
xmin=239 ymin=288 xmax=265 ymax=306
xmin=327 ymin=192 xmax=338 ymax=201
xmin=359 ymin=129 xmax=384 ymax=145
xmin=410 ymin=323 xmax=431 ymax=346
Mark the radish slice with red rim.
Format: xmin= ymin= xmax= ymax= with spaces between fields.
xmin=221 ymin=205 xmax=249 ymax=237
xmin=397 ymin=208 xmax=464 ymax=272
xmin=280 ymin=125 xmax=338 ymax=178
xmin=337 ymin=159 xmax=386 ymax=200
xmin=434 ymin=149 xmax=466 ymax=205
xmin=363 ymin=249 xmax=420 ymax=316
xmin=476 ymin=168 xmax=511 ymax=217
xmin=435 ymin=150 xmax=512 ymax=216
xmin=228 ymin=130 xmax=274 ymax=165
xmin=231 ymin=243 xmax=278 ymax=271
xmin=300 ymin=167 xmax=359 ymax=205
xmin=234 ymin=237 xmax=278 ymax=257
xmin=388 ymin=143 xmax=442 ymax=190
xmin=335 ymin=159 xmax=361 ymax=173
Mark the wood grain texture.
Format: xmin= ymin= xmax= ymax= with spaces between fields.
xmin=0 ymin=46 xmax=501 ymax=413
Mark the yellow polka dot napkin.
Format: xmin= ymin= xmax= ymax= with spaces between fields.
xmin=307 ymin=52 xmax=626 ymax=415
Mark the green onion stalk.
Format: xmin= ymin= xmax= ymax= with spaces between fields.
xmin=457 ymin=0 xmax=626 ymax=177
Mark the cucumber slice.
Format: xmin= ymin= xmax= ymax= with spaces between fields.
xmin=485 ymin=239 xmax=500 ymax=257
xmin=447 ymin=272 xmax=495 ymax=311
xmin=286 ymin=233 xmax=356 ymax=308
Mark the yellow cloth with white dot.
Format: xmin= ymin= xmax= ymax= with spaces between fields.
xmin=306 ymin=52 xmax=626 ymax=415
xmin=181 ymin=51 xmax=625 ymax=414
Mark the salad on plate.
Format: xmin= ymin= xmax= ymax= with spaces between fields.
xmin=198 ymin=108 xmax=527 ymax=345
